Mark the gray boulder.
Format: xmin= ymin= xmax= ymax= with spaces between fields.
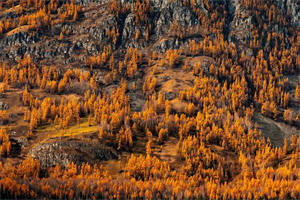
xmin=30 ymin=138 xmax=118 ymax=169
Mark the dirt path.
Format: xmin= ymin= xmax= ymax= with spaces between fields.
xmin=255 ymin=113 xmax=300 ymax=147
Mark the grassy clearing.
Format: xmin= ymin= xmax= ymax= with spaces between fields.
xmin=36 ymin=117 xmax=98 ymax=142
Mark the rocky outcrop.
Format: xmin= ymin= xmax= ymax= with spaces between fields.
xmin=275 ymin=0 xmax=300 ymax=27
xmin=228 ymin=0 xmax=252 ymax=44
xmin=0 ymin=102 xmax=9 ymax=110
xmin=122 ymin=13 xmax=139 ymax=42
xmin=1 ymin=0 xmax=297 ymax=64
xmin=0 ymin=31 xmax=42 ymax=47
xmin=30 ymin=138 xmax=117 ymax=169
xmin=156 ymin=0 xmax=199 ymax=36
xmin=120 ymin=0 xmax=200 ymax=50
xmin=76 ymin=0 xmax=110 ymax=6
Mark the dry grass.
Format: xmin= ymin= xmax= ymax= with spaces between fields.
xmin=156 ymin=67 xmax=194 ymax=94
xmin=154 ymin=136 xmax=178 ymax=163
xmin=255 ymin=113 xmax=286 ymax=147
xmin=6 ymin=25 xmax=31 ymax=36
xmin=36 ymin=117 xmax=98 ymax=142
xmin=255 ymin=112 xmax=300 ymax=147
xmin=188 ymin=56 xmax=215 ymax=67
xmin=170 ymin=98 xmax=188 ymax=113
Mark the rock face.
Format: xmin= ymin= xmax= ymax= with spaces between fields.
xmin=156 ymin=0 xmax=199 ymax=36
xmin=0 ymin=0 xmax=299 ymax=64
xmin=0 ymin=102 xmax=9 ymax=110
xmin=275 ymin=0 xmax=300 ymax=27
xmin=229 ymin=0 xmax=252 ymax=43
xmin=30 ymin=139 xmax=117 ymax=169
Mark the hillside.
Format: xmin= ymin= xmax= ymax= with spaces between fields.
xmin=0 ymin=0 xmax=299 ymax=199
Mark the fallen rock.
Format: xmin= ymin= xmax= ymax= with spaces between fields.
xmin=13 ymin=136 xmax=29 ymax=148
xmin=30 ymin=138 xmax=117 ymax=169
xmin=0 ymin=102 xmax=9 ymax=110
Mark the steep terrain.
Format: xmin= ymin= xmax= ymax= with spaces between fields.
xmin=0 ymin=0 xmax=299 ymax=199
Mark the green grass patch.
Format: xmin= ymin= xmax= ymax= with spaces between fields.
xmin=36 ymin=117 xmax=99 ymax=142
